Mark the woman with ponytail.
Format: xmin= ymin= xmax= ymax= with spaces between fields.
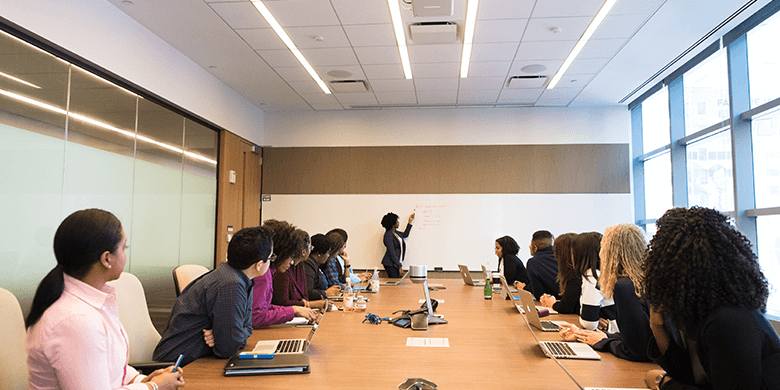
xmin=25 ymin=209 xmax=185 ymax=390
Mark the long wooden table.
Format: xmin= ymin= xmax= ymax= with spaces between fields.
xmin=184 ymin=279 xmax=658 ymax=389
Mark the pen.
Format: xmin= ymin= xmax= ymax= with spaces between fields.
xmin=172 ymin=354 xmax=183 ymax=372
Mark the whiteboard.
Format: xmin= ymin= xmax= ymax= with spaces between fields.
xmin=260 ymin=194 xmax=633 ymax=272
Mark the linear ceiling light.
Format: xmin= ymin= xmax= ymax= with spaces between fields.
xmin=0 ymin=87 xmax=217 ymax=165
xmin=387 ymin=0 xmax=413 ymax=79
xmin=0 ymin=70 xmax=42 ymax=89
xmin=251 ymin=1 xmax=331 ymax=94
xmin=547 ymin=0 xmax=618 ymax=89
xmin=460 ymin=0 xmax=479 ymax=78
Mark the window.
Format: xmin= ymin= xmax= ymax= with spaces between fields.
xmin=686 ymin=130 xmax=734 ymax=212
xmin=748 ymin=11 xmax=780 ymax=108
xmin=752 ymin=108 xmax=780 ymax=208
xmin=644 ymin=152 xmax=673 ymax=219
xmin=757 ymin=215 xmax=780 ymax=318
xmin=683 ymin=49 xmax=729 ymax=133
xmin=641 ymin=87 xmax=670 ymax=152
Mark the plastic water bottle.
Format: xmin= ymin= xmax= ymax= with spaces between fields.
xmin=484 ymin=275 xmax=493 ymax=299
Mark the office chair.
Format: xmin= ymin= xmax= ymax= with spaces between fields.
xmin=172 ymin=264 xmax=209 ymax=296
xmin=0 ymin=287 xmax=28 ymax=390
xmin=107 ymin=272 xmax=172 ymax=374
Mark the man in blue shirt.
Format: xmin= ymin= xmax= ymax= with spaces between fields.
xmin=525 ymin=230 xmax=560 ymax=300
xmin=153 ymin=226 xmax=274 ymax=366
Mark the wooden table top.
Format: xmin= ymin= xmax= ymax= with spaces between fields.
xmin=183 ymin=279 xmax=658 ymax=389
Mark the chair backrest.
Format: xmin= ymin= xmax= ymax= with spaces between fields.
xmin=0 ymin=287 xmax=28 ymax=390
xmin=173 ymin=264 xmax=209 ymax=296
xmin=106 ymin=272 xmax=161 ymax=363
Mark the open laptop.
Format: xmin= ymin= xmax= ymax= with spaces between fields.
xmin=515 ymin=288 xmax=565 ymax=332
xmin=248 ymin=309 xmax=325 ymax=355
xmin=457 ymin=264 xmax=485 ymax=286
xmin=381 ymin=269 xmax=410 ymax=285
xmin=517 ymin=298 xmax=600 ymax=360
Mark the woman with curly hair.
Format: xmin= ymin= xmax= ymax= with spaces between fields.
xmin=560 ymin=224 xmax=651 ymax=362
xmin=539 ymin=233 xmax=580 ymax=314
xmin=380 ymin=211 xmax=415 ymax=278
xmin=642 ymin=207 xmax=780 ymax=390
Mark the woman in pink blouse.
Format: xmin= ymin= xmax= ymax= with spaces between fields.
xmin=25 ymin=209 xmax=184 ymax=390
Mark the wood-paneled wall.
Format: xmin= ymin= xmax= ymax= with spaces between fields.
xmin=262 ymin=144 xmax=630 ymax=194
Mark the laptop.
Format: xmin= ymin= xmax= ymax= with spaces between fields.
xmin=247 ymin=308 xmax=325 ymax=355
xmin=517 ymin=297 xmax=601 ymax=360
xmin=381 ymin=269 xmax=410 ymax=285
xmin=224 ymin=353 xmax=310 ymax=376
xmin=514 ymin=288 xmax=564 ymax=332
xmin=457 ymin=264 xmax=484 ymax=286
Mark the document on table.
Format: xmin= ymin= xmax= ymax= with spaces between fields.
xmin=406 ymin=338 xmax=450 ymax=347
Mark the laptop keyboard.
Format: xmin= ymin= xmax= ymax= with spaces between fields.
xmin=276 ymin=339 xmax=303 ymax=354
xmin=541 ymin=321 xmax=560 ymax=331
xmin=545 ymin=342 xmax=576 ymax=357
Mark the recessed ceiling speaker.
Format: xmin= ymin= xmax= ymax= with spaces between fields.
xmin=327 ymin=70 xmax=353 ymax=79
xmin=411 ymin=0 xmax=453 ymax=17
xmin=520 ymin=64 xmax=547 ymax=73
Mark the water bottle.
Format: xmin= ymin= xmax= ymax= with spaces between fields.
xmin=484 ymin=275 xmax=493 ymax=299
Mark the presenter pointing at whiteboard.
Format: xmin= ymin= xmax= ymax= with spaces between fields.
xmin=380 ymin=212 xmax=415 ymax=278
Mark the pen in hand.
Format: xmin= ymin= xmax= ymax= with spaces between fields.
xmin=172 ymin=354 xmax=183 ymax=372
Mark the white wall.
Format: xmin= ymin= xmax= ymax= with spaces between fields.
xmin=0 ymin=0 xmax=265 ymax=144
xmin=264 ymin=106 xmax=629 ymax=146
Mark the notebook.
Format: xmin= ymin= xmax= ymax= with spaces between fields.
xmin=247 ymin=309 xmax=325 ymax=355
xmin=457 ymin=264 xmax=484 ymax=286
xmin=223 ymin=353 xmax=310 ymax=376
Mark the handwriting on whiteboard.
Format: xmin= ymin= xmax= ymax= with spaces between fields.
xmin=414 ymin=203 xmax=446 ymax=230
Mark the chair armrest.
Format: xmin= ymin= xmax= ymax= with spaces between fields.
xmin=131 ymin=361 xmax=175 ymax=375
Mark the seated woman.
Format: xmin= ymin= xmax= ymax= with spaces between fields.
xmin=539 ymin=232 xmax=587 ymax=314
xmin=322 ymin=230 xmax=346 ymax=290
xmin=303 ymin=234 xmax=341 ymax=300
xmin=327 ymin=228 xmax=367 ymax=288
xmin=561 ymin=224 xmax=651 ymax=362
xmin=494 ymin=235 xmax=530 ymax=288
xmin=252 ymin=220 xmax=317 ymax=328
xmin=272 ymin=229 xmax=330 ymax=311
xmin=642 ymin=207 xmax=780 ymax=390
xmin=26 ymin=209 xmax=184 ymax=390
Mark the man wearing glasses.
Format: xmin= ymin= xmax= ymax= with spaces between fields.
xmin=154 ymin=226 xmax=275 ymax=366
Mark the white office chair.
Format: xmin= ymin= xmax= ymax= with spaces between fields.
xmin=0 ymin=287 xmax=28 ymax=390
xmin=107 ymin=272 xmax=171 ymax=372
xmin=172 ymin=264 xmax=209 ymax=296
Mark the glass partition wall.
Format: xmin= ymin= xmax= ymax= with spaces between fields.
xmin=0 ymin=28 xmax=218 ymax=313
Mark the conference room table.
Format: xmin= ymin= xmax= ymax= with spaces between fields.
xmin=184 ymin=279 xmax=659 ymax=389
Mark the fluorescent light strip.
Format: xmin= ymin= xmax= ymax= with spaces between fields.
xmin=460 ymin=0 xmax=480 ymax=78
xmin=387 ymin=0 xmax=412 ymax=79
xmin=0 ymin=70 xmax=42 ymax=89
xmin=547 ymin=0 xmax=618 ymax=89
xmin=251 ymin=1 xmax=331 ymax=94
xmin=0 ymin=87 xmax=217 ymax=165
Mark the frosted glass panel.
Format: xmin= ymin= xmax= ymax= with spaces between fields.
xmin=683 ymin=50 xmax=729 ymax=134
xmin=644 ymin=152 xmax=673 ymax=219
xmin=686 ymin=130 xmax=734 ymax=212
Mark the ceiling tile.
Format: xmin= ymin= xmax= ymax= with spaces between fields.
xmin=417 ymin=90 xmax=457 ymax=104
xmin=578 ymin=38 xmax=625 ymax=59
xmin=368 ymin=79 xmax=415 ymax=92
xmin=362 ymin=64 xmax=406 ymax=80
xmin=466 ymin=61 xmax=511 ymax=77
xmin=210 ymin=2 xmax=268 ymax=29
xmin=408 ymin=44 xmax=461 ymax=63
xmin=470 ymin=42 xmax=519 ymax=62
xmin=457 ymin=89 xmax=500 ymax=103
xmin=610 ymin=0 xmax=666 ymax=15
xmin=354 ymin=46 xmax=401 ymax=65
xmin=275 ymin=66 xmax=313 ymax=82
xmin=344 ymin=24 xmax=397 ymax=47
xmin=411 ymin=62 xmax=460 ymax=78
xmin=333 ymin=92 xmax=378 ymax=104
xmin=310 ymin=101 xmax=344 ymax=110
xmin=531 ymin=0 xmax=604 ymax=18
xmin=285 ymin=26 xmax=351 ymax=49
xmin=299 ymin=93 xmax=340 ymax=104
xmin=591 ymin=13 xmax=652 ymax=40
xmin=299 ymin=47 xmax=359 ymax=66
xmin=331 ymin=0 xmax=392 ymax=25
xmin=523 ymin=17 xmax=592 ymax=41
xmin=556 ymin=73 xmax=595 ymax=88
xmin=375 ymin=91 xmax=417 ymax=105
xmin=515 ymin=40 xmax=576 ymax=61
xmin=509 ymin=59 xmax=564 ymax=75
xmin=474 ymin=19 xmax=528 ymax=43
xmin=566 ymin=57 xmax=611 ymax=74
xmin=498 ymin=88 xmax=544 ymax=102
xmin=287 ymin=80 xmax=323 ymax=95
xmin=539 ymin=87 xmax=582 ymax=101
xmin=236 ymin=28 xmax=285 ymax=51
xmin=458 ymin=76 xmax=507 ymax=90
xmin=263 ymin=0 xmax=341 ymax=28
xmin=315 ymin=65 xmax=366 ymax=81
xmin=256 ymin=49 xmax=299 ymax=67
xmin=477 ymin=0 xmax=534 ymax=20
xmin=414 ymin=77 xmax=459 ymax=91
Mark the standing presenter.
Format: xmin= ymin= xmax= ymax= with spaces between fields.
xmin=380 ymin=211 xmax=415 ymax=278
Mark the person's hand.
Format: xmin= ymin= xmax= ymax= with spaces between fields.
xmin=202 ymin=329 xmax=214 ymax=347
xmin=408 ymin=213 xmax=415 ymax=223
xmin=144 ymin=366 xmax=185 ymax=390
xmin=325 ymin=285 xmax=341 ymax=297
xmin=649 ymin=305 xmax=667 ymax=328
xmin=645 ymin=369 xmax=668 ymax=390
xmin=398 ymin=267 xmax=404 ymax=275
xmin=513 ymin=281 xmax=526 ymax=290
xmin=649 ymin=304 xmax=672 ymax=354
xmin=597 ymin=318 xmax=610 ymax=332
xmin=558 ymin=323 xmax=578 ymax=342
xmin=342 ymin=250 xmax=350 ymax=265
xmin=573 ymin=329 xmax=607 ymax=346
xmin=293 ymin=305 xmax=317 ymax=322
xmin=539 ymin=294 xmax=556 ymax=308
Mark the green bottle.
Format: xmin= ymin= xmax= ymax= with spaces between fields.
xmin=484 ymin=275 xmax=493 ymax=299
